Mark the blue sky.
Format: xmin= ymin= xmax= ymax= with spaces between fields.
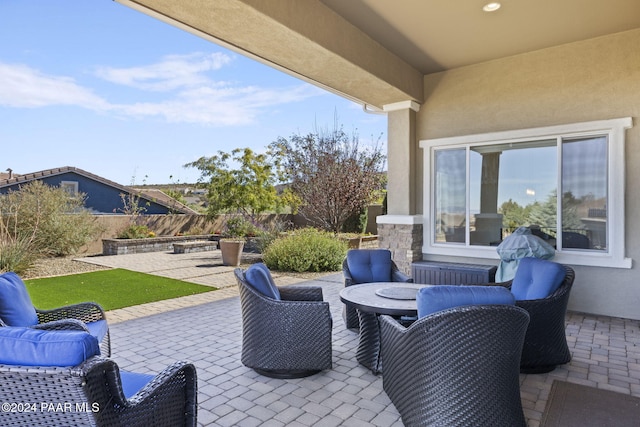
xmin=0 ymin=0 xmax=387 ymax=185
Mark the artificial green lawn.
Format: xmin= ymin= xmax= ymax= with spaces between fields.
xmin=24 ymin=269 xmax=215 ymax=311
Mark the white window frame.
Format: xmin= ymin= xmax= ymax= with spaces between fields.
xmin=60 ymin=181 xmax=79 ymax=195
xmin=420 ymin=117 xmax=633 ymax=268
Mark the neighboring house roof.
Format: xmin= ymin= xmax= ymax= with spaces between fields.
xmin=0 ymin=172 xmax=20 ymax=181
xmin=0 ymin=166 xmax=198 ymax=215
xmin=136 ymin=188 xmax=199 ymax=215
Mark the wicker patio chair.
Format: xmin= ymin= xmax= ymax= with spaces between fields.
xmin=0 ymin=327 xmax=197 ymax=427
xmin=235 ymin=264 xmax=332 ymax=378
xmin=342 ymin=249 xmax=412 ymax=329
xmin=380 ymin=304 xmax=530 ymax=427
xmin=491 ymin=259 xmax=576 ymax=373
xmin=0 ymin=272 xmax=110 ymax=356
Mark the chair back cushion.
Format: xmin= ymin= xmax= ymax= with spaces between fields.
xmin=85 ymin=320 xmax=109 ymax=342
xmin=245 ymin=263 xmax=281 ymax=300
xmin=510 ymin=257 xmax=566 ymax=300
xmin=0 ymin=327 xmax=100 ymax=367
xmin=346 ymin=249 xmax=393 ymax=283
xmin=417 ymin=285 xmax=515 ymax=318
xmin=0 ymin=272 xmax=38 ymax=326
xmin=120 ymin=371 xmax=155 ymax=399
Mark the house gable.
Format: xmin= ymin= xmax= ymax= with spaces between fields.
xmin=0 ymin=167 xmax=196 ymax=215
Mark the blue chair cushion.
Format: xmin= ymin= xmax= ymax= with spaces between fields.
xmin=346 ymin=249 xmax=393 ymax=283
xmin=0 ymin=272 xmax=38 ymax=327
xmin=120 ymin=371 xmax=155 ymax=399
xmin=85 ymin=320 xmax=109 ymax=342
xmin=0 ymin=327 xmax=100 ymax=367
xmin=417 ymin=285 xmax=515 ymax=318
xmin=245 ymin=263 xmax=280 ymax=300
xmin=510 ymin=257 xmax=566 ymax=300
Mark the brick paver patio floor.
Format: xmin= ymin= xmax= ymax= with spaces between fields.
xmin=81 ymin=252 xmax=640 ymax=426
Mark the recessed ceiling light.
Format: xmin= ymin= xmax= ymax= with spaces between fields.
xmin=483 ymin=2 xmax=501 ymax=12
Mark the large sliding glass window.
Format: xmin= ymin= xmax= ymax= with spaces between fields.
xmin=422 ymin=118 xmax=631 ymax=268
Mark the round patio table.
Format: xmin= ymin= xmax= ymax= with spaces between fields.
xmin=339 ymin=282 xmax=430 ymax=374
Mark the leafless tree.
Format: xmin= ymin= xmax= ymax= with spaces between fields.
xmin=269 ymin=122 xmax=386 ymax=233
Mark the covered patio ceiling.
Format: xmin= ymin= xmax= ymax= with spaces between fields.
xmin=116 ymin=0 xmax=640 ymax=110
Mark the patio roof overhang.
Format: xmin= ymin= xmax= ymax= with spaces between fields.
xmin=115 ymin=0 xmax=424 ymax=110
xmin=115 ymin=0 xmax=640 ymax=111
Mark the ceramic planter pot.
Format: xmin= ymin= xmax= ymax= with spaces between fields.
xmin=220 ymin=240 xmax=245 ymax=266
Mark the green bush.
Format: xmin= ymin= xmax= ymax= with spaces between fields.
xmin=254 ymin=218 xmax=291 ymax=253
xmin=223 ymin=215 xmax=257 ymax=238
xmin=117 ymin=224 xmax=153 ymax=239
xmin=341 ymin=206 xmax=368 ymax=234
xmin=0 ymin=181 xmax=102 ymax=266
xmin=254 ymin=229 xmax=279 ymax=253
xmin=263 ymin=228 xmax=347 ymax=272
xmin=0 ymin=235 xmax=38 ymax=275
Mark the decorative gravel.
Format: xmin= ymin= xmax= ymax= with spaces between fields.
xmin=23 ymin=257 xmax=110 ymax=279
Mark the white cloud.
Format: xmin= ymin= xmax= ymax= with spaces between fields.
xmin=119 ymin=83 xmax=323 ymax=126
xmin=0 ymin=62 xmax=110 ymax=110
xmin=94 ymin=52 xmax=234 ymax=92
xmin=96 ymin=52 xmax=325 ymax=125
xmin=0 ymin=54 xmax=325 ymax=126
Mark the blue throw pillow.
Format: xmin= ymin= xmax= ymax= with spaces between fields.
xmin=0 ymin=272 xmax=38 ymax=327
xmin=510 ymin=257 xmax=566 ymax=300
xmin=245 ymin=263 xmax=281 ymax=300
xmin=417 ymin=285 xmax=515 ymax=318
xmin=0 ymin=327 xmax=100 ymax=367
xmin=346 ymin=249 xmax=393 ymax=283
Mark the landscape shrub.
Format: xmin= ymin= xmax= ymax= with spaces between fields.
xmin=223 ymin=215 xmax=258 ymax=238
xmin=0 ymin=235 xmax=38 ymax=275
xmin=341 ymin=206 xmax=368 ymax=234
xmin=263 ymin=228 xmax=347 ymax=272
xmin=254 ymin=218 xmax=291 ymax=253
xmin=117 ymin=224 xmax=154 ymax=239
xmin=0 ymin=181 xmax=103 ymax=273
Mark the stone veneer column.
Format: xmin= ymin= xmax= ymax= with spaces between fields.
xmin=377 ymin=101 xmax=423 ymax=275
xmin=377 ymin=217 xmax=423 ymax=275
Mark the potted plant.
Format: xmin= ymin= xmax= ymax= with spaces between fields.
xmin=219 ymin=216 xmax=253 ymax=266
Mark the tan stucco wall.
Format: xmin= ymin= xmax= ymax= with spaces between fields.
xmin=417 ymin=28 xmax=640 ymax=320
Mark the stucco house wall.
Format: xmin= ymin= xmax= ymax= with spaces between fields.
xmin=416 ymin=28 xmax=640 ymax=319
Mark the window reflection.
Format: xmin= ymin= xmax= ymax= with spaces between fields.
xmin=561 ymin=136 xmax=607 ymax=251
xmin=434 ymin=136 xmax=608 ymax=252
xmin=434 ymin=149 xmax=466 ymax=243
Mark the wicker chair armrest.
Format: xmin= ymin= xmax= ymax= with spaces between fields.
xmin=342 ymin=259 xmax=354 ymax=286
xmin=36 ymin=301 xmax=107 ymax=324
xmin=262 ymin=298 xmax=331 ymax=328
xmin=379 ymin=314 xmax=409 ymax=337
xmin=391 ymin=268 xmax=413 ymax=283
xmin=515 ymin=287 xmax=570 ymax=323
xmin=127 ymin=361 xmax=197 ymax=419
xmin=31 ymin=319 xmax=90 ymax=332
xmin=84 ymin=358 xmax=197 ymax=426
xmin=482 ymin=281 xmax=512 ymax=289
xmin=278 ymin=285 xmax=324 ymax=302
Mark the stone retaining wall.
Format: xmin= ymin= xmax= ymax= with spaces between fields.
xmin=102 ymin=235 xmax=219 ymax=255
